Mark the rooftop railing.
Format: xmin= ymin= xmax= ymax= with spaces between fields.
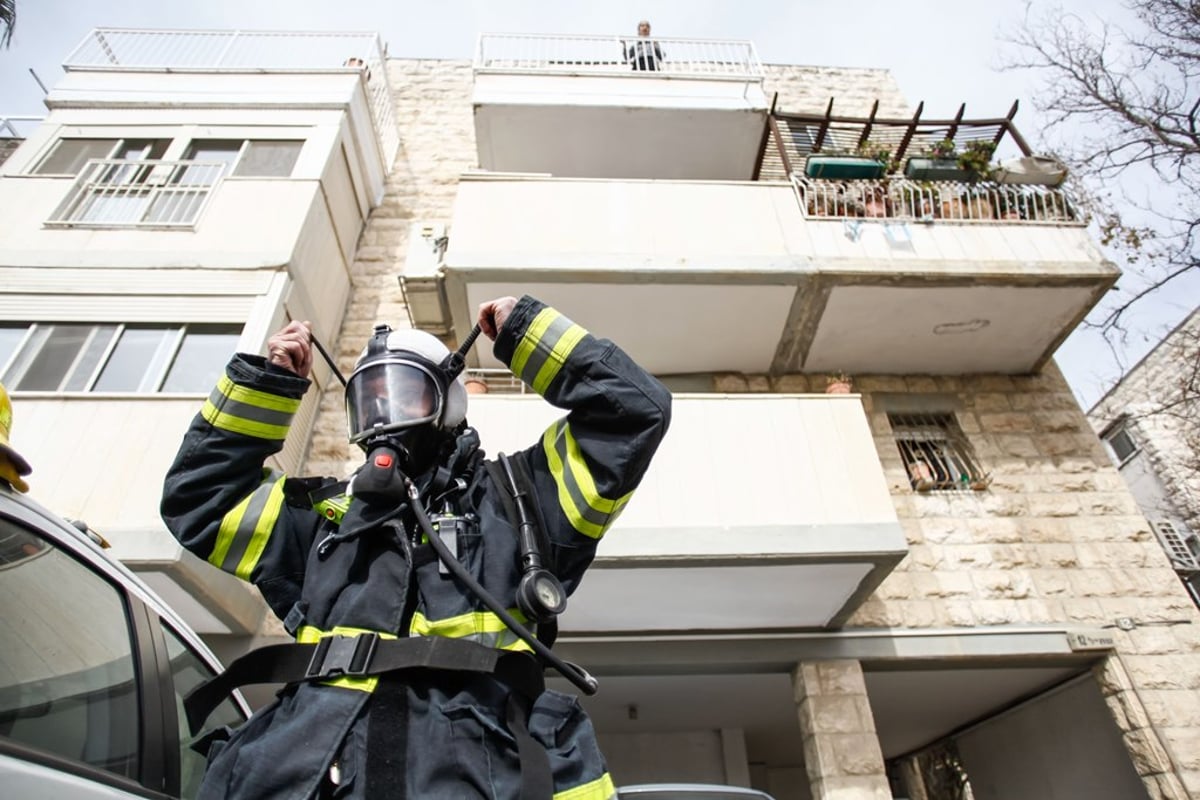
xmin=0 ymin=116 xmax=44 ymax=138
xmin=61 ymin=29 xmax=398 ymax=166
xmin=46 ymin=158 xmax=227 ymax=229
xmin=474 ymin=33 xmax=764 ymax=80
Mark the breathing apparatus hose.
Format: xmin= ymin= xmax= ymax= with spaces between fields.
xmin=403 ymin=477 xmax=599 ymax=696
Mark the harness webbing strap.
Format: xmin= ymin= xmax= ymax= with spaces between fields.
xmin=183 ymin=634 xmax=544 ymax=736
xmin=507 ymin=692 xmax=554 ymax=800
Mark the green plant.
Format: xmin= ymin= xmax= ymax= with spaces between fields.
xmin=856 ymin=141 xmax=893 ymax=170
xmin=926 ymin=138 xmax=957 ymax=159
xmin=826 ymin=371 xmax=852 ymax=386
xmin=956 ymin=140 xmax=996 ymax=179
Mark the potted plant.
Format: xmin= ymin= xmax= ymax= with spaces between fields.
xmin=904 ymin=138 xmax=972 ymax=182
xmin=955 ymin=140 xmax=996 ymax=181
xmin=825 ymin=372 xmax=853 ymax=394
xmin=805 ymin=142 xmax=892 ymax=181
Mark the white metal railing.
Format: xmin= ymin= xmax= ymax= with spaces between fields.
xmin=463 ymin=368 xmax=530 ymax=395
xmin=46 ymin=158 xmax=227 ymax=228
xmin=475 ymin=33 xmax=764 ymax=80
xmin=791 ymin=174 xmax=1082 ymax=225
xmin=61 ymin=29 xmax=398 ymax=168
xmin=0 ymin=116 xmax=44 ymax=138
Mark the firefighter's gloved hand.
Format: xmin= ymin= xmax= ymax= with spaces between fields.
xmin=478 ymin=296 xmax=517 ymax=341
xmin=267 ymin=321 xmax=314 ymax=379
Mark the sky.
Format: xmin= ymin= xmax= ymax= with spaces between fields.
xmin=1 ymin=0 xmax=1195 ymax=408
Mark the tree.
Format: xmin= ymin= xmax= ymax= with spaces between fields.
xmin=1002 ymin=0 xmax=1198 ymax=343
xmin=1 ymin=0 xmax=14 ymax=49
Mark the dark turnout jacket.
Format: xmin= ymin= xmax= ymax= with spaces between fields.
xmin=161 ymin=296 xmax=671 ymax=799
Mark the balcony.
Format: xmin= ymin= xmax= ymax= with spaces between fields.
xmin=416 ymin=170 xmax=1117 ymax=376
xmin=466 ymin=393 xmax=907 ymax=631
xmin=472 ymin=33 xmax=769 ymax=179
xmin=52 ymin=29 xmax=398 ymax=190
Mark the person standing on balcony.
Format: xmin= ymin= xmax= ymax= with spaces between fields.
xmin=161 ymin=295 xmax=672 ymax=799
xmin=623 ymin=19 xmax=664 ymax=71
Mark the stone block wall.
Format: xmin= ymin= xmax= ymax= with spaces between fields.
xmin=1089 ymin=307 xmax=1200 ymax=534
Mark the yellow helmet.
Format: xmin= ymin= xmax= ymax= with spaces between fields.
xmin=0 ymin=382 xmax=32 ymax=493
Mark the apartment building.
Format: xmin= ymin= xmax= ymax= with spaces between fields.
xmin=1090 ymin=307 xmax=1200 ymax=608
xmin=1 ymin=27 xmax=1199 ymax=800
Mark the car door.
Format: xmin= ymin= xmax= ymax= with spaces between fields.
xmin=0 ymin=494 xmax=246 ymax=798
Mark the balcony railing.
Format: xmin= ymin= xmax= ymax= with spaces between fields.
xmin=474 ymin=33 xmax=764 ymax=80
xmin=46 ymin=158 xmax=227 ymax=228
xmin=61 ymin=28 xmax=398 ymax=166
xmin=1 ymin=116 xmax=44 ymax=138
xmin=791 ymin=175 xmax=1082 ymax=224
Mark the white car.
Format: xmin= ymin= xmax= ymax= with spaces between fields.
xmin=0 ymin=481 xmax=250 ymax=798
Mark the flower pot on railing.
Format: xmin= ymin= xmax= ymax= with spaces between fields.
xmin=805 ymin=156 xmax=887 ymax=180
xmin=992 ymin=155 xmax=1068 ymax=187
xmin=904 ymin=157 xmax=973 ymax=182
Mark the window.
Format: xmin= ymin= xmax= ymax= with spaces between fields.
xmin=1 ymin=323 xmax=240 ymax=394
xmin=162 ymin=625 xmax=245 ymax=798
xmin=34 ymin=138 xmax=169 ymax=176
xmin=0 ymin=517 xmax=140 ymax=780
xmin=185 ymin=139 xmax=303 ymax=178
xmin=1103 ymin=423 xmax=1138 ymax=465
xmin=890 ymin=412 xmax=987 ymax=492
xmin=1152 ymin=520 xmax=1200 ymax=572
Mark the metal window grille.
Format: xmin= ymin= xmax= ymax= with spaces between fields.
xmin=890 ymin=412 xmax=987 ymax=492
xmin=1152 ymin=520 xmax=1200 ymax=573
xmin=46 ymin=158 xmax=227 ymax=228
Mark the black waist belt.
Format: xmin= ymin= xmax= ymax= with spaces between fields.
xmin=184 ymin=633 xmax=546 ymax=736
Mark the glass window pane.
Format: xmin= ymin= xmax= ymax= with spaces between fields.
xmin=0 ymin=325 xmax=29 ymax=377
xmin=76 ymin=191 xmax=152 ymax=224
xmin=181 ymin=140 xmax=241 ymax=185
xmin=161 ymin=327 xmax=240 ymax=393
xmin=234 ymin=141 xmax=303 ymax=177
xmin=34 ymin=139 xmax=118 ymax=175
xmin=9 ymin=324 xmax=92 ymax=391
xmin=63 ymin=325 xmax=119 ymax=391
xmin=0 ymin=518 xmax=140 ymax=780
xmin=1107 ymin=428 xmax=1137 ymax=462
xmin=93 ymin=327 xmax=171 ymax=392
xmin=163 ymin=626 xmax=245 ymax=799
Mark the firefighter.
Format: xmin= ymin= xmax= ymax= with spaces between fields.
xmin=161 ymin=295 xmax=671 ymax=800
xmin=0 ymin=381 xmax=32 ymax=493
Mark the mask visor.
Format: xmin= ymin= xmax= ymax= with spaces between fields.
xmin=345 ymin=361 xmax=440 ymax=444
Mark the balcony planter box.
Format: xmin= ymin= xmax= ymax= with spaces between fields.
xmin=805 ymin=156 xmax=886 ymax=180
xmin=993 ymin=155 xmax=1068 ymax=187
xmin=904 ymin=157 xmax=972 ymax=182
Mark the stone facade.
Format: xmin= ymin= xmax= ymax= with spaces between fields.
xmin=301 ymin=58 xmax=1200 ymax=798
xmin=1088 ymin=307 xmax=1200 ymax=535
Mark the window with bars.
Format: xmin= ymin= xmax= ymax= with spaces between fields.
xmin=0 ymin=322 xmax=240 ymax=394
xmin=1152 ymin=520 xmax=1200 ymax=572
xmin=890 ymin=412 xmax=988 ymax=492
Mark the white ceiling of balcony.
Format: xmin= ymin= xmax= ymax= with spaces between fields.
xmin=452 ymin=280 xmax=1106 ymax=377
xmin=473 ymin=73 xmax=768 ymax=179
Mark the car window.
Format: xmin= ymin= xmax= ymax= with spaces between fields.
xmin=162 ymin=624 xmax=245 ymax=799
xmin=0 ymin=516 xmax=140 ymax=781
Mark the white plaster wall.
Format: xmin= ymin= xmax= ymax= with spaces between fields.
xmin=956 ymin=678 xmax=1150 ymax=800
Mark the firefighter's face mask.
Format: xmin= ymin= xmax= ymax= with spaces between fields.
xmin=345 ymin=359 xmax=443 ymax=447
xmin=343 ymin=325 xmax=469 ymax=472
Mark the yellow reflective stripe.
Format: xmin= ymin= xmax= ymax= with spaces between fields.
xmin=542 ymin=421 xmax=633 ymax=539
xmin=510 ymin=308 xmax=560 ymax=386
xmin=410 ymin=609 xmax=534 ymax=653
xmin=296 ymin=625 xmax=398 ymax=693
xmin=209 ymin=470 xmax=286 ymax=578
xmin=200 ymin=374 xmax=299 ymax=441
xmin=554 ymin=773 xmax=616 ymax=800
xmin=531 ymin=321 xmax=586 ymax=395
